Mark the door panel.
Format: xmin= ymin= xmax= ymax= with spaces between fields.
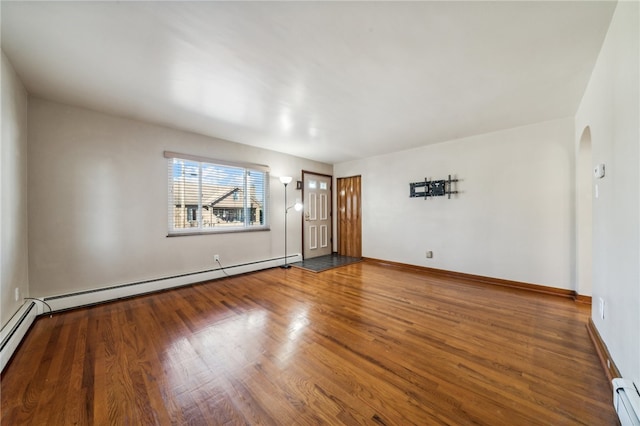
xmin=337 ymin=176 xmax=362 ymax=258
xmin=303 ymin=171 xmax=332 ymax=259
xmin=308 ymin=193 xmax=317 ymax=220
xmin=309 ymin=225 xmax=317 ymax=249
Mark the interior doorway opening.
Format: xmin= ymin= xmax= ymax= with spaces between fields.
xmin=577 ymin=126 xmax=593 ymax=297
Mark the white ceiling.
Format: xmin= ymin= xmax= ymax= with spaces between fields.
xmin=1 ymin=1 xmax=616 ymax=164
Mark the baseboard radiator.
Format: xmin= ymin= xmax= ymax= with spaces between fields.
xmin=613 ymin=378 xmax=640 ymax=425
xmin=42 ymin=254 xmax=300 ymax=312
xmin=1 ymin=254 xmax=300 ymax=372
xmin=0 ymin=301 xmax=37 ymax=372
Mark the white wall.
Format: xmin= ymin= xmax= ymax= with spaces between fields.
xmin=575 ymin=1 xmax=639 ymax=386
xmin=27 ymin=98 xmax=331 ymax=298
xmin=1 ymin=51 xmax=29 ymax=327
xmin=335 ymin=117 xmax=575 ymax=290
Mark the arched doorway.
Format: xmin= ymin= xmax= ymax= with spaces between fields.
xmin=577 ymin=127 xmax=593 ymax=297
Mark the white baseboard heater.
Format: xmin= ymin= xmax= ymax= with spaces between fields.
xmin=42 ymin=254 xmax=300 ymax=312
xmin=1 ymin=254 xmax=300 ymax=373
xmin=0 ymin=302 xmax=38 ymax=372
xmin=613 ymin=378 xmax=640 ymax=425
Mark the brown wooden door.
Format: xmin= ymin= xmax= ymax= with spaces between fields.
xmin=337 ymin=176 xmax=362 ymax=258
xmin=302 ymin=171 xmax=332 ymax=259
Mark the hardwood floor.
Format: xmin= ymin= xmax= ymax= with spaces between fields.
xmin=1 ymin=261 xmax=618 ymax=425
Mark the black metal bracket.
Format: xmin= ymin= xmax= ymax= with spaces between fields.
xmin=409 ymin=175 xmax=459 ymax=199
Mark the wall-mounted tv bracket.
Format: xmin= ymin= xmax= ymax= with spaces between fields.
xmin=409 ymin=175 xmax=459 ymax=199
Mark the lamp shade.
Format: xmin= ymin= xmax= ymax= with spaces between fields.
xmin=279 ymin=176 xmax=293 ymax=185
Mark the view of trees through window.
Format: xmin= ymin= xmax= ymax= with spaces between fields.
xmin=168 ymin=156 xmax=268 ymax=234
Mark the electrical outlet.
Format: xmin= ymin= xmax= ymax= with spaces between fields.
xmin=426 ymin=251 xmax=433 ymax=259
xmin=214 ymin=254 xmax=220 ymax=262
xmin=599 ymin=297 xmax=605 ymax=320
xmin=14 ymin=288 xmax=20 ymax=301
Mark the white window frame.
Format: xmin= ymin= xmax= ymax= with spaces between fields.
xmin=165 ymin=151 xmax=270 ymax=236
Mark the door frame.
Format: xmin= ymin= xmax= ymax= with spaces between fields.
xmin=301 ymin=170 xmax=333 ymax=259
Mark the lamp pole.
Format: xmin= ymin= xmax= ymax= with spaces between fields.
xmin=280 ymin=176 xmax=293 ymax=268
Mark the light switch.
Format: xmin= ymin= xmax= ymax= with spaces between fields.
xmin=599 ymin=297 xmax=605 ymax=320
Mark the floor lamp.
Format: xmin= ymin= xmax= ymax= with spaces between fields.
xmin=280 ymin=176 xmax=302 ymax=269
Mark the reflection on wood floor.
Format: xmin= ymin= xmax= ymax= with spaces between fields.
xmin=1 ymin=260 xmax=617 ymax=425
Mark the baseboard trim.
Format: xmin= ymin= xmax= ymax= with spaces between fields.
xmin=363 ymin=257 xmax=589 ymax=302
xmin=41 ymin=254 xmax=301 ymax=313
xmin=574 ymin=294 xmax=593 ymax=305
xmin=586 ymin=318 xmax=621 ymax=388
xmin=0 ymin=301 xmax=37 ymax=373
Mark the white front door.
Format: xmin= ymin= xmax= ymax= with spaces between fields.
xmin=302 ymin=172 xmax=332 ymax=259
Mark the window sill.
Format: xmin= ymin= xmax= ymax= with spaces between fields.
xmin=167 ymin=227 xmax=270 ymax=237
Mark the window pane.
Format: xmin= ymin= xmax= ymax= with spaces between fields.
xmin=170 ymin=159 xmax=200 ymax=229
xmin=247 ymin=169 xmax=266 ymax=226
xmin=202 ymin=163 xmax=245 ymax=229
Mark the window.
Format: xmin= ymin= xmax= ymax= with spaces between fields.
xmin=165 ymin=152 xmax=269 ymax=235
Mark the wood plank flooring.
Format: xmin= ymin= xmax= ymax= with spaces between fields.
xmin=1 ymin=261 xmax=618 ymax=425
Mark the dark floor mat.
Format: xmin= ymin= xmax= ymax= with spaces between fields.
xmin=290 ymin=254 xmax=362 ymax=272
